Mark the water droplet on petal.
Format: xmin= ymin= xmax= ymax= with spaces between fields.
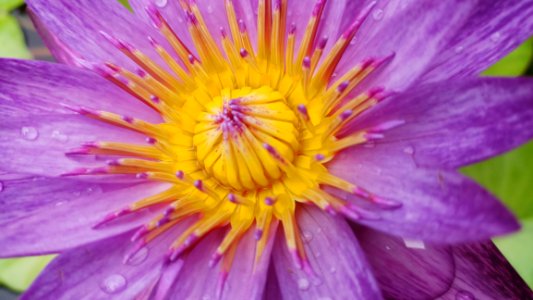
xmin=297 ymin=278 xmax=310 ymax=290
xmin=51 ymin=130 xmax=69 ymax=143
xmin=55 ymin=201 xmax=65 ymax=207
xmin=126 ymin=247 xmax=149 ymax=266
xmin=490 ymin=32 xmax=501 ymax=42
xmin=100 ymin=274 xmax=127 ymax=294
xmin=372 ymin=9 xmax=384 ymax=20
xmin=455 ymin=290 xmax=475 ymax=300
xmin=207 ymin=5 xmax=213 ymax=13
xmin=403 ymin=146 xmax=414 ymax=155
xmin=21 ymin=126 xmax=39 ymax=141
xmin=302 ymin=231 xmax=313 ymax=243
xmin=454 ymin=45 xmax=464 ymax=53
xmin=154 ymin=0 xmax=168 ymax=8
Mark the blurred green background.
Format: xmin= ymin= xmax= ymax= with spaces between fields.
xmin=0 ymin=0 xmax=532 ymax=296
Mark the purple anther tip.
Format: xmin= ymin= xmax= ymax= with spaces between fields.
xmin=312 ymin=0 xmax=325 ymax=16
xmin=145 ymin=4 xmax=164 ymax=28
xmin=209 ymin=252 xmax=223 ymax=268
xmin=340 ymin=110 xmax=353 ymax=120
xmin=164 ymin=206 xmax=176 ymax=217
xmin=136 ymin=172 xmax=149 ymax=179
xmin=254 ymin=229 xmax=264 ymax=240
xmin=315 ymin=153 xmax=325 ymax=161
xmin=60 ymin=167 xmax=88 ymax=176
xmin=145 ymin=137 xmax=157 ymax=144
xmin=239 ymin=48 xmax=249 ymax=58
xmin=337 ymin=81 xmax=349 ymax=93
xmin=289 ymin=23 xmax=296 ymax=34
xmin=194 ymin=180 xmax=203 ymax=190
xmin=369 ymin=86 xmax=385 ymax=97
xmin=184 ymin=234 xmax=198 ymax=246
xmin=263 ymin=143 xmax=275 ymax=152
xmin=106 ymin=159 xmax=120 ymax=166
xmin=303 ymin=56 xmax=311 ymax=68
xmin=148 ymin=36 xmax=159 ymax=47
xmin=176 ymin=170 xmax=185 ymax=179
xmin=188 ymin=54 xmax=196 ymax=64
xmin=150 ymin=95 xmax=161 ymax=103
xmin=187 ymin=11 xmax=199 ymax=25
xmin=274 ymin=0 xmax=282 ymax=10
xmin=220 ymin=27 xmax=227 ymax=38
xmin=104 ymin=63 xmax=121 ymax=72
xmin=265 ymin=197 xmax=275 ymax=206
xmin=136 ymin=68 xmax=148 ymax=78
xmin=122 ymin=115 xmax=134 ymax=123
xmin=318 ymin=36 xmax=328 ymax=49
xmin=131 ymin=226 xmax=148 ymax=242
xmin=297 ymin=104 xmax=308 ymax=115
xmin=353 ymin=186 xmax=370 ymax=198
xmin=228 ymin=193 xmax=237 ymax=203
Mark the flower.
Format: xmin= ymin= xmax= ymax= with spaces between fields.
xmin=1 ymin=0 xmax=533 ymax=299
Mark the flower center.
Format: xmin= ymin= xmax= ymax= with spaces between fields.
xmin=194 ymin=87 xmax=298 ymax=190
xmin=64 ymin=0 xmax=403 ymax=283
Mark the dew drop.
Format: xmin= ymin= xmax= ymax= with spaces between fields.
xmin=207 ymin=5 xmax=213 ymax=13
xmin=154 ymin=0 xmax=168 ymax=8
xmin=126 ymin=247 xmax=149 ymax=266
xmin=455 ymin=290 xmax=475 ymax=300
xmin=490 ymin=32 xmax=501 ymax=42
xmin=297 ymin=278 xmax=310 ymax=290
xmin=403 ymin=146 xmax=414 ymax=155
xmin=0 ymin=181 xmax=4 ymax=193
xmin=372 ymin=9 xmax=384 ymax=20
xmin=100 ymin=274 xmax=127 ymax=294
xmin=55 ymin=201 xmax=65 ymax=207
xmin=454 ymin=45 xmax=464 ymax=53
xmin=20 ymin=126 xmax=39 ymax=141
xmin=329 ymin=267 xmax=336 ymax=274
xmin=51 ymin=130 xmax=69 ymax=143
xmin=302 ymin=231 xmax=313 ymax=243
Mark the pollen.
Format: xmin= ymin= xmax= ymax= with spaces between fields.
xmin=64 ymin=0 xmax=401 ymax=280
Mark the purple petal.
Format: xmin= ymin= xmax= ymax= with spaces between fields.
xmin=27 ymin=0 xmax=169 ymax=68
xmin=337 ymin=0 xmax=533 ymax=91
xmin=337 ymin=0 xmax=476 ymax=91
xmin=329 ymin=145 xmax=519 ymax=243
xmin=345 ymin=77 xmax=533 ymax=169
xmin=354 ymin=225 xmax=455 ymax=300
xmin=422 ymin=0 xmax=533 ymax=82
xmin=0 ymin=175 xmax=169 ymax=257
xmin=21 ymin=224 xmax=188 ymax=300
xmin=166 ymin=224 xmax=277 ymax=300
xmin=273 ymin=206 xmax=382 ymax=300
xmin=0 ymin=59 xmax=158 ymax=176
xmin=440 ymin=241 xmax=533 ymax=299
xmin=355 ymin=226 xmax=532 ymax=299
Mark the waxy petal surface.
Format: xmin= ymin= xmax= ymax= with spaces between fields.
xmin=0 ymin=175 xmax=168 ymax=257
xmin=273 ymin=206 xmax=382 ymax=300
xmin=345 ymin=77 xmax=533 ymax=169
xmin=0 ymin=59 xmax=158 ymax=176
xmin=330 ymin=145 xmax=519 ymax=243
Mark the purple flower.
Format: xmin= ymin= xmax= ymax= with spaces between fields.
xmin=1 ymin=0 xmax=533 ymax=299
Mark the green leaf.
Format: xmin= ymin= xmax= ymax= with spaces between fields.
xmin=494 ymin=219 xmax=533 ymax=289
xmin=0 ymin=0 xmax=24 ymax=12
xmin=0 ymin=12 xmax=31 ymax=59
xmin=0 ymin=256 xmax=54 ymax=292
xmin=483 ymin=38 xmax=533 ymax=76
xmin=462 ymin=141 xmax=533 ymax=219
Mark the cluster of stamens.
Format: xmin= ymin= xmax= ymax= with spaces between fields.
xmin=62 ymin=0 xmax=404 ymax=287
